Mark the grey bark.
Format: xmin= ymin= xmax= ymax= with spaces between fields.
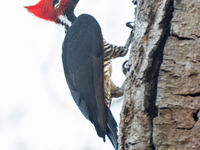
xmin=118 ymin=0 xmax=200 ymax=150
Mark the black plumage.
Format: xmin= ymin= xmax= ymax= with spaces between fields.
xmin=62 ymin=14 xmax=118 ymax=149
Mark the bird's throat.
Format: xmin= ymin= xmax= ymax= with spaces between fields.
xmin=58 ymin=10 xmax=77 ymax=29
xmin=59 ymin=15 xmax=73 ymax=27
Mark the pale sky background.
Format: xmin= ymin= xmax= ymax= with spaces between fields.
xmin=0 ymin=0 xmax=134 ymax=150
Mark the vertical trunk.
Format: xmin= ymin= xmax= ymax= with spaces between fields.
xmin=118 ymin=0 xmax=200 ymax=149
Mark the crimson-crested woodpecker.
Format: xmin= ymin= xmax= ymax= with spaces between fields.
xmin=25 ymin=0 xmax=118 ymax=149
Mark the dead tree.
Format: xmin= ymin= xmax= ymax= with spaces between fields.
xmin=119 ymin=0 xmax=200 ymax=149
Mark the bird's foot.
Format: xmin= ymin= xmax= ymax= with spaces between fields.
xmin=124 ymin=21 xmax=135 ymax=50
xmin=111 ymin=87 xmax=124 ymax=98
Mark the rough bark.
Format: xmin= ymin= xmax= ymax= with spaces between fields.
xmin=118 ymin=0 xmax=200 ymax=150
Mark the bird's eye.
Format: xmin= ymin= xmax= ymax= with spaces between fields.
xmin=53 ymin=0 xmax=61 ymax=8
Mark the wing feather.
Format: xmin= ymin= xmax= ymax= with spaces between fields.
xmin=62 ymin=14 xmax=106 ymax=137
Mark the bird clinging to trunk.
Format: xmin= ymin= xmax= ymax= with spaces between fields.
xmin=25 ymin=0 xmax=131 ymax=149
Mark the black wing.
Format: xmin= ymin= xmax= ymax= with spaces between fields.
xmin=62 ymin=14 xmax=117 ymax=149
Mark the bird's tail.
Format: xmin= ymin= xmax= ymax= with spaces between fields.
xmin=105 ymin=106 xmax=118 ymax=150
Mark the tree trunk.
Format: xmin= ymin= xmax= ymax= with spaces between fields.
xmin=118 ymin=0 xmax=200 ymax=149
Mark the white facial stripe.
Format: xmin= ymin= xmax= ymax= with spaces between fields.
xmin=59 ymin=15 xmax=72 ymax=27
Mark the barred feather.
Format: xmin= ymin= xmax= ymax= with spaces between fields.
xmin=103 ymin=40 xmax=128 ymax=107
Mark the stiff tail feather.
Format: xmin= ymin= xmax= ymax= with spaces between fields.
xmin=106 ymin=106 xmax=118 ymax=150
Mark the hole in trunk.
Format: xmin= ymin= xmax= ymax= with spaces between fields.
xmin=193 ymin=110 xmax=199 ymax=122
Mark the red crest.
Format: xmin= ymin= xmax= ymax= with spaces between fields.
xmin=25 ymin=0 xmax=71 ymax=23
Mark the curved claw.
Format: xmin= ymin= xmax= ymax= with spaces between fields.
xmin=132 ymin=0 xmax=137 ymax=5
xmin=124 ymin=21 xmax=135 ymax=49
xmin=122 ymin=60 xmax=130 ymax=75
xmin=126 ymin=21 xmax=135 ymax=29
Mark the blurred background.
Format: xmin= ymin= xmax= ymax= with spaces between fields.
xmin=0 ymin=0 xmax=134 ymax=149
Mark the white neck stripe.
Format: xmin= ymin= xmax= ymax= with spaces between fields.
xmin=59 ymin=15 xmax=72 ymax=27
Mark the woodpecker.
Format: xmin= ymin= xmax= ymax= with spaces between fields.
xmin=25 ymin=0 xmax=119 ymax=149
